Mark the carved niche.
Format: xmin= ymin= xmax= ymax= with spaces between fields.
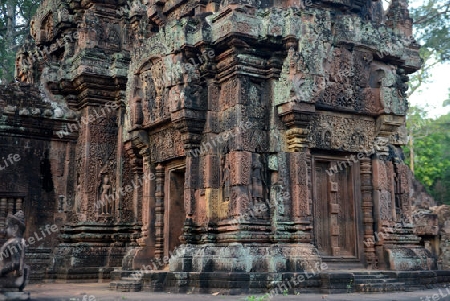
xmin=140 ymin=60 xmax=171 ymax=126
xmin=318 ymin=47 xmax=377 ymax=114
xmin=98 ymin=173 xmax=113 ymax=215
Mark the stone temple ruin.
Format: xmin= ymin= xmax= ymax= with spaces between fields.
xmin=1 ymin=0 xmax=450 ymax=294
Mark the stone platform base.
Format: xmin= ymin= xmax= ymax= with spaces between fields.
xmin=384 ymin=246 xmax=437 ymax=270
xmin=110 ymin=270 xmax=450 ymax=295
xmin=0 ymin=292 xmax=30 ymax=301
xmin=46 ymin=267 xmax=115 ymax=283
xmin=168 ymin=243 xmax=322 ymax=273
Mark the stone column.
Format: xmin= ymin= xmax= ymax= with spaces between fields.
xmin=154 ymin=164 xmax=165 ymax=259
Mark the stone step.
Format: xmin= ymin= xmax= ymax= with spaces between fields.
xmin=353 ymin=274 xmax=388 ymax=278
xmin=109 ymin=280 xmax=142 ymax=292
xmin=122 ymin=276 xmax=143 ymax=281
xmin=354 ymin=278 xmax=401 ymax=284
xmin=355 ymin=282 xmax=406 ymax=293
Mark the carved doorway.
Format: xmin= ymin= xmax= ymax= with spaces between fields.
xmin=312 ymin=156 xmax=363 ymax=262
xmin=164 ymin=162 xmax=186 ymax=258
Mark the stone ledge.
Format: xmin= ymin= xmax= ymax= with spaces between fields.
xmin=109 ymin=270 xmax=450 ymax=295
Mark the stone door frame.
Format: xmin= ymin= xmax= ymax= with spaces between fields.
xmin=163 ymin=160 xmax=186 ymax=259
xmin=311 ymin=154 xmax=365 ymax=264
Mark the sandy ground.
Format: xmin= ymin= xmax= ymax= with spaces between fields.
xmin=22 ymin=282 xmax=450 ymax=301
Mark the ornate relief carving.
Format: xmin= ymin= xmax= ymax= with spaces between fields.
xmin=240 ymin=128 xmax=270 ymax=153
xmin=373 ymin=160 xmax=388 ymax=191
xmin=230 ymin=186 xmax=251 ymax=217
xmin=229 ymin=151 xmax=251 ymax=186
xmin=290 ymin=152 xmax=310 ymax=219
xmin=149 ymin=127 xmax=184 ymax=162
xmin=396 ymin=163 xmax=409 ymax=194
xmin=379 ymin=190 xmax=393 ymax=222
xmin=140 ymin=60 xmax=170 ymax=126
xmin=204 ymin=155 xmax=220 ymax=189
xmin=219 ymin=78 xmax=238 ymax=111
xmin=207 ymin=188 xmax=220 ymax=221
xmin=308 ymin=112 xmax=375 ymax=152
xmin=250 ymin=154 xmax=265 ymax=204
xmin=9 ymin=0 xmax=432 ymax=280
xmin=98 ymin=173 xmax=113 ymax=215
xmin=220 ymin=154 xmax=230 ymax=202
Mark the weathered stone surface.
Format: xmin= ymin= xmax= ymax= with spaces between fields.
xmin=0 ymin=211 xmax=30 ymax=299
xmin=0 ymin=0 xmax=447 ymax=294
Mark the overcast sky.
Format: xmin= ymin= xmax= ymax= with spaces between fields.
xmin=408 ymin=62 xmax=450 ymax=119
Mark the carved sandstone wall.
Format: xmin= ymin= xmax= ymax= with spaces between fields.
xmin=7 ymin=0 xmax=445 ymax=287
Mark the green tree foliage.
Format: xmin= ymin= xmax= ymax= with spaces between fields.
xmin=403 ymin=0 xmax=450 ymax=204
xmin=404 ymin=107 xmax=450 ymax=204
xmin=408 ymin=0 xmax=450 ymax=97
xmin=0 ymin=0 xmax=40 ymax=84
xmin=411 ymin=0 xmax=450 ymax=61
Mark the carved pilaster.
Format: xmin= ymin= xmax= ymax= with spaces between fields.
xmin=138 ymin=148 xmax=151 ymax=246
xmin=360 ymin=157 xmax=377 ymax=269
xmin=183 ymin=150 xmax=199 ymax=244
xmin=155 ymin=164 xmax=165 ymax=259
xmin=290 ymin=152 xmax=311 ymax=221
xmin=124 ymin=141 xmax=143 ymax=224
xmin=278 ymin=102 xmax=314 ymax=242
xmin=394 ymin=163 xmax=411 ymax=222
